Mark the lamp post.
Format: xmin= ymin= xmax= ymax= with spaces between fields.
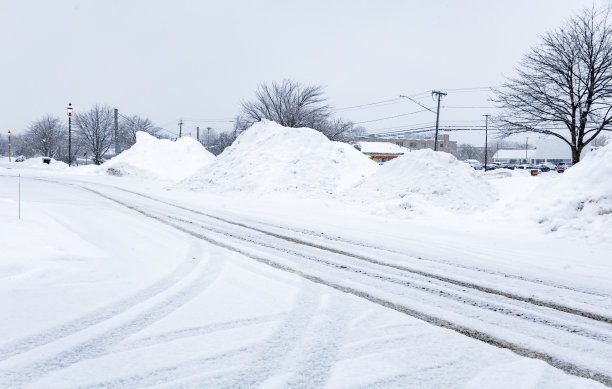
xmin=7 ymin=131 xmax=11 ymax=162
xmin=67 ymin=103 xmax=73 ymax=166
xmin=483 ymin=114 xmax=490 ymax=171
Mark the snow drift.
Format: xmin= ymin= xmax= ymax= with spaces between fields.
xmin=178 ymin=121 xmax=378 ymax=195
xmin=531 ymin=142 xmax=612 ymax=240
xmin=352 ymin=149 xmax=496 ymax=214
xmin=103 ymin=132 xmax=215 ymax=182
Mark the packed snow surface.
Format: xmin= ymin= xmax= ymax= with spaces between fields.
xmin=530 ymin=142 xmax=612 ymax=241
xmin=179 ymin=121 xmax=378 ymax=195
xmin=357 ymin=141 xmax=409 ymax=154
xmin=352 ymin=149 xmax=496 ymax=215
xmin=102 ymin=131 xmax=215 ymax=182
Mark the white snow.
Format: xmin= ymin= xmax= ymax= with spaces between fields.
xmin=101 ymin=131 xmax=215 ymax=182
xmin=357 ymin=141 xmax=409 ymax=154
xmin=178 ymin=121 xmax=378 ymax=196
xmin=529 ymin=142 xmax=612 ymax=241
xmin=351 ymin=149 xmax=496 ymax=215
xmin=0 ymin=121 xmax=611 ymax=388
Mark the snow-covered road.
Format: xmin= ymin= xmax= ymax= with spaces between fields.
xmin=0 ymin=175 xmax=609 ymax=388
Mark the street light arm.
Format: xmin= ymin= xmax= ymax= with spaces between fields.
xmin=399 ymin=95 xmax=436 ymax=114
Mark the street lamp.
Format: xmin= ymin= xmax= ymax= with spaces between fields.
xmin=7 ymin=131 xmax=11 ymax=162
xmin=67 ymin=103 xmax=73 ymax=166
xmin=483 ymin=114 xmax=490 ymax=171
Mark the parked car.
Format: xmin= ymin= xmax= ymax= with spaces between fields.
xmin=498 ymin=163 xmax=515 ymax=170
xmin=15 ymin=155 xmax=25 ymax=162
xmin=557 ymin=163 xmax=571 ymax=173
xmin=538 ymin=164 xmax=551 ymax=172
xmin=465 ymin=159 xmax=483 ymax=170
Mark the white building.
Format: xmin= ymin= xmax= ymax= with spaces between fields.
xmin=493 ymin=137 xmax=590 ymax=164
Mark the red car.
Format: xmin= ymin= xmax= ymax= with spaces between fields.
xmin=557 ymin=163 xmax=570 ymax=173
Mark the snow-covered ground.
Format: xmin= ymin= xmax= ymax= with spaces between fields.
xmin=0 ymin=122 xmax=610 ymax=388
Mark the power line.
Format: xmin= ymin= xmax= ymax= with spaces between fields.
xmin=333 ymin=98 xmax=402 ymax=112
xmin=443 ymin=106 xmax=498 ymax=109
xmin=443 ymin=86 xmax=500 ymax=92
xmin=354 ymin=109 xmax=429 ymax=124
xmin=399 ymin=95 xmax=436 ymax=113
xmin=332 ymin=90 xmax=432 ymax=114
xmin=181 ymin=118 xmax=235 ymax=123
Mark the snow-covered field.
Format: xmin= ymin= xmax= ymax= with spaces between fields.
xmin=1 ymin=122 xmax=611 ymax=388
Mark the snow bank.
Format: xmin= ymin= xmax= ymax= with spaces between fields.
xmin=1 ymin=157 xmax=69 ymax=171
xmin=179 ymin=121 xmax=378 ymax=195
xmin=103 ymin=132 xmax=215 ymax=182
xmin=351 ymin=149 xmax=496 ymax=215
xmin=531 ymin=143 xmax=612 ymax=240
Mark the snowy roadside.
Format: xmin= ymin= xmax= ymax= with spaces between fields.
xmin=0 ymin=176 xmax=605 ymax=388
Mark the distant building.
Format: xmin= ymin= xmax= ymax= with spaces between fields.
xmin=492 ymin=149 xmax=537 ymax=164
xmin=357 ymin=141 xmax=409 ymax=163
xmin=356 ymin=134 xmax=457 ymax=155
xmin=493 ymin=137 xmax=590 ymax=164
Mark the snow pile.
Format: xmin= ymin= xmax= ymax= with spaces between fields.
xmin=352 ymin=149 xmax=496 ymax=215
xmin=103 ymin=132 xmax=215 ymax=182
xmin=17 ymin=157 xmax=68 ymax=171
xmin=531 ymin=143 xmax=612 ymax=240
xmin=358 ymin=141 xmax=409 ymax=154
xmin=179 ymin=121 xmax=378 ymax=195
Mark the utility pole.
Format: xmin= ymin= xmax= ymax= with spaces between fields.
xmin=179 ymin=119 xmax=183 ymax=138
xmin=114 ymin=108 xmax=119 ymax=155
xmin=196 ymin=126 xmax=200 ymax=141
xmin=432 ymin=90 xmax=447 ymax=151
xmin=207 ymin=127 xmax=211 ymax=150
xmin=525 ymin=137 xmax=529 ymax=162
xmin=483 ymin=114 xmax=490 ymax=171
xmin=67 ymin=103 xmax=73 ymax=166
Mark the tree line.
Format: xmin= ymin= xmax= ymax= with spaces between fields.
xmin=3 ymin=6 xmax=611 ymax=165
xmin=0 ymin=106 xmax=164 ymax=165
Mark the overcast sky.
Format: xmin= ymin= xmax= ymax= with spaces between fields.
xmin=1 ymin=0 xmax=606 ymax=144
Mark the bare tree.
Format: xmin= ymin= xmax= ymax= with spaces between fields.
xmin=494 ymin=7 xmax=612 ymax=164
xmin=591 ymin=134 xmax=609 ymax=147
xmin=74 ymin=105 xmax=115 ymax=165
xmin=119 ymin=114 xmax=162 ymax=150
xmin=319 ymin=118 xmax=357 ymax=141
xmin=241 ymin=79 xmax=332 ymax=131
xmin=26 ymin=115 xmax=66 ymax=158
xmin=457 ymin=144 xmax=484 ymax=162
xmin=232 ymin=114 xmax=251 ymax=137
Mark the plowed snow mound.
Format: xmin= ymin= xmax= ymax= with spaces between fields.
xmin=179 ymin=121 xmax=378 ymax=195
xmin=352 ymin=149 xmax=496 ymax=214
xmin=531 ymin=142 xmax=612 ymax=240
xmin=103 ymin=131 xmax=215 ymax=181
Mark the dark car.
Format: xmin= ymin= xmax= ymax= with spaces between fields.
xmin=538 ymin=164 xmax=551 ymax=172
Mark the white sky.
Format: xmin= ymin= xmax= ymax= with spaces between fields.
xmin=1 ymin=0 xmax=606 ymax=144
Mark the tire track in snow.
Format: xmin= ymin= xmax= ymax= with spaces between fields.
xmin=248 ymin=221 xmax=612 ymax=300
xmin=161 ymin=213 xmax=612 ymax=348
xmin=73 ymin=184 xmax=612 ymax=387
xmin=192 ymin=281 xmax=323 ymax=388
xmin=280 ymin=292 xmax=350 ymax=388
xmin=0 ymin=247 xmax=201 ymax=363
xmin=88 ymin=182 xmax=612 ymax=323
xmin=107 ymin=314 xmax=284 ymax=354
xmin=74 ymin=280 xmax=321 ymax=389
xmin=0 ymin=252 xmax=224 ymax=388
